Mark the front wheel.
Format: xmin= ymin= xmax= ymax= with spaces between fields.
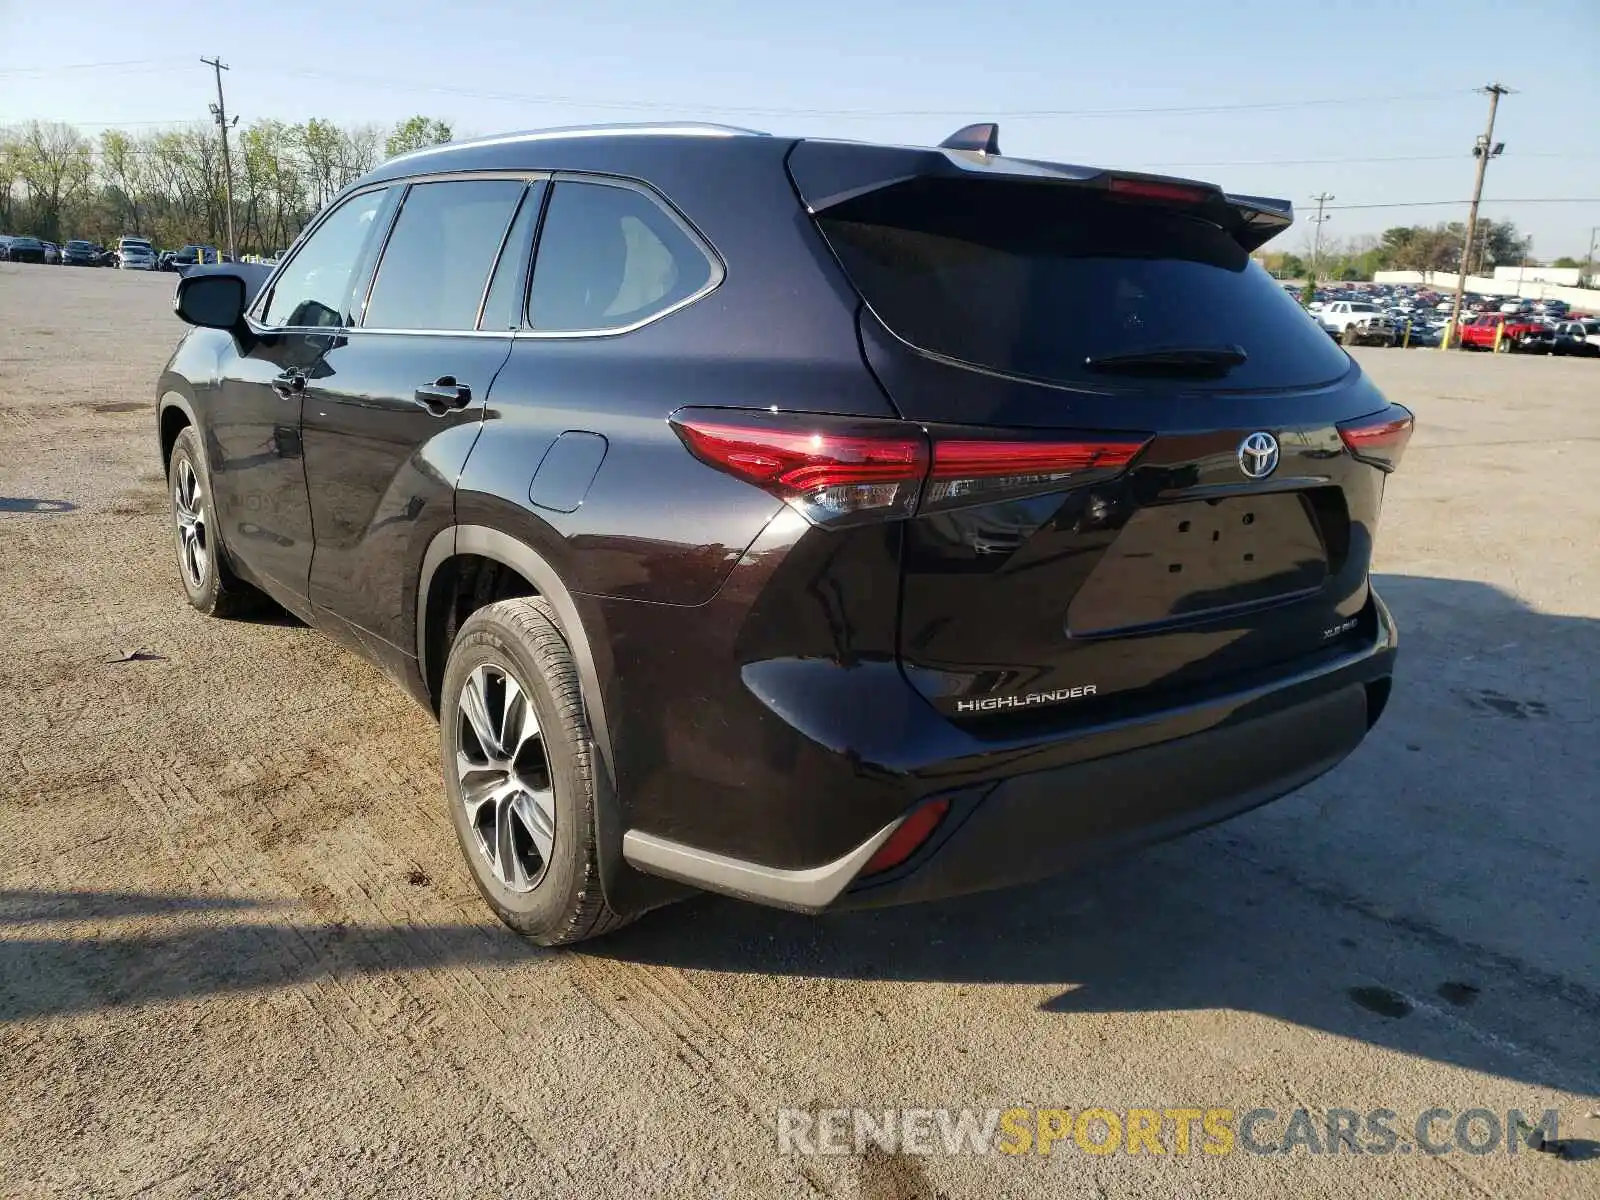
xmin=439 ymin=597 xmax=630 ymax=946
xmin=167 ymin=425 xmax=265 ymax=617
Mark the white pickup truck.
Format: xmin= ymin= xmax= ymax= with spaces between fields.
xmin=1316 ymin=300 xmax=1397 ymax=347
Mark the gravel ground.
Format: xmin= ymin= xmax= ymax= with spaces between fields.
xmin=1 ymin=261 xmax=1597 ymax=1199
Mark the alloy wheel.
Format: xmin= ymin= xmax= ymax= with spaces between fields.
xmin=174 ymin=458 xmax=208 ymax=589
xmin=456 ymin=663 xmax=556 ymax=892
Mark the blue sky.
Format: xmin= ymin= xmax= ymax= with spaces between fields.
xmin=3 ymin=0 xmax=1597 ymax=256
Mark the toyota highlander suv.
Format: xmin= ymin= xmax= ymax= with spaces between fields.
xmin=157 ymin=122 xmax=1408 ymax=944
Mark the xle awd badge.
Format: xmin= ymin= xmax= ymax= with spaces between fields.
xmin=1237 ymin=431 xmax=1280 ymax=479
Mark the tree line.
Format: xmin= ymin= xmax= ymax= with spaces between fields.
xmin=0 ymin=115 xmax=453 ymax=253
xmin=1256 ymin=218 xmax=1552 ymax=283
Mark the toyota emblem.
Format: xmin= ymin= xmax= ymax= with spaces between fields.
xmin=1238 ymin=432 xmax=1280 ymax=479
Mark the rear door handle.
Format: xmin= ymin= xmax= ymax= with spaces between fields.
xmin=271 ymin=370 xmax=306 ymax=399
xmin=413 ymin=376 xmax=472 ymax=415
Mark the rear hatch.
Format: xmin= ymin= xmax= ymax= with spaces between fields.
xmin=789 ymin=138 xmax=1409 ymax=727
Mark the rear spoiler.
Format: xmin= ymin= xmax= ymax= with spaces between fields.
xmin=787 ymin=129 xmax=1294 ymax=252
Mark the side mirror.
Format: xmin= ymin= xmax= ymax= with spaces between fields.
xmin=174 ymin=271 xmax=246 ymax=330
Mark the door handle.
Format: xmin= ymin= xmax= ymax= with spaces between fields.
xmin=413 ymin=376 xmax=472 ymax=415
xmin=271 ymin=370 xmax=306 ymax=399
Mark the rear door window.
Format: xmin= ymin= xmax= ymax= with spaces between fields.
xmin=527 ymin=180 xmax=718 ymax=333
xmin=363 ymin=179 xmax=527 ymax=330
xmin=478 ymin=182 xmax=546 ymax=331
xmin=814 ymin=179 xmax=1352 ymax=390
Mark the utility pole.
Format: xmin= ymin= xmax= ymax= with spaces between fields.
xmin=201 ymin=56 xmax=238 ymax=261
xmin=1443 ymin=83 xmax=1510 ymax=350
xmin=1309 ymin=192 xmax=1334 ymax=280
xmin=1584 ymin=225 xmax=1598 ymax=287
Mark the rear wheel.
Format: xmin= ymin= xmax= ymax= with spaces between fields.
xmin=167 ymin=425 xmax=265 ymax=617
xmin=439 ymin=597 xmax=628 ymax=946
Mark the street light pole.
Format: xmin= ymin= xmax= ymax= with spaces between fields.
xmin=1309 ymin=192 xmax=1334 ymax=280
xmin=202 ymin=56 xmax=237 ymax=262
xmin=1442 ymin=83 xmax=1510 ymax=351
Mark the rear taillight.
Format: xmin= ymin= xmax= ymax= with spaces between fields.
xmin=1338 ymin=405 xmax=1414 ymax=473
xmin=671 ymin=409 xmax=928 ymax=527
xmin=671 ymin=409 xmax=1150 ymax=527
xmin=923 ymin=436 xmax=1150 ymax=511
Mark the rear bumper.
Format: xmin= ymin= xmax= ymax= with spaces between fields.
xmin=841 ymin=678 xmax=1370 ymax=910
xmin=620 ymin=589 xmax=1397 ymax=912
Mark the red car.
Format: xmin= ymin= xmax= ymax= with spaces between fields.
xmin=1458 ymin=312 xmax=1549 ymax=352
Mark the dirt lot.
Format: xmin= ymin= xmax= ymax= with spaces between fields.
xmin=1 ymin=261 xmax=1597 ymax=1199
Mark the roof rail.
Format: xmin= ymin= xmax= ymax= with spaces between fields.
xmin=937 ymin=123 xmax=1001 ymax=156
xmin=386 ymin=122 xmax=768 ymax=164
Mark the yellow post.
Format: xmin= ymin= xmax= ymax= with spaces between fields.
xmin=1493 ymin=320 xmax=1505 ymax=353
xmin=1402 ymin=319 xmax=1411 ymax=349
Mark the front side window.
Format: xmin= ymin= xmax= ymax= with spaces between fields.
xmin=260 ymin=187 xmax=391 ymax=329
xmin=528 ymin=180 xmax=717 ymax=333
xmin=363 ymin=179 xmax=527 ymax=331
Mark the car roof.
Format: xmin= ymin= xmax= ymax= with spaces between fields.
xmin=356 ymin=120 xmax=1293 ymax=251
xmin=371 ymin=122 xmax=767 ymax=180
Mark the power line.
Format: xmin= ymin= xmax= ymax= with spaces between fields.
xmin=1325 ymin=197 xmax=1600 ymax=211
xmin=0 ymin=58 xmax=187 ymax=75
xmin=1134 ymin=151 xmax=1593 ymax=168
xmin=262 ymin=70 xmax=1461 ymax=120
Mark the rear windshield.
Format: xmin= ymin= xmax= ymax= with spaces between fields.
xmin=814 ymin=179 xmax=1351 ymax=390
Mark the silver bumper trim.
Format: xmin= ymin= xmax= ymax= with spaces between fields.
xmin=621 ymin=820 xmax=902 ymax=913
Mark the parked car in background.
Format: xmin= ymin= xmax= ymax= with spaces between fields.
xmin=42 ymin=241 xmax=60 ymax=264
xmin=1317 ymin=300 xmax=1397 ymax=346
xmin=1404 ymin=321 xmax=1443 ymax=348
xmin=170 ymin=244 xmax=221 ymax=273
xmin=117 ymin=238 xmax=158 ymax=271
xmin=61 ymin=240 xmax=101 ymax=266
xmin=1458 ymin=312 xmax=1549 ymax=352
xmin=156 ymin=122 xmax=1407 ymax=944
xmin=1551 ymin=319 xmax=1600 ymax=356
xmin=6 ymin=236 xmax=47 ymax=263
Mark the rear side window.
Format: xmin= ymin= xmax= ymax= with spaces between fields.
xmin=261 ymin=187 xmax=391 ymax=328
xmin=364 ymin=179 xmax=526 ymax=330
xmin=478 ymin=182 xmax=545 ymax=331
xmin=815 ymin=179 xmax=1352 ymax=390
xmin=528 ymin=180 xmax=717 ymax=332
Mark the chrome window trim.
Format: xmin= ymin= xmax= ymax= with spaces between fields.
xmin=338 ymin=326 xmax=517 ymax=339
xmin=516 ymin=171 xmax=725 ymax=339
xmin=248 ymin=170 xmax=551 ymax=336
xmin=243 ymin=168 xmax=723 ymax=340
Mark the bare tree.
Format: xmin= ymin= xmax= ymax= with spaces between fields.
xmin=16 ymin=121 xmax=94 ymax=241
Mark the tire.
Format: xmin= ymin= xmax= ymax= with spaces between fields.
xmin=439 ymin=597 xmax=629 ymax=946
xmin=167 ymin=425 xmax=266 ymax=617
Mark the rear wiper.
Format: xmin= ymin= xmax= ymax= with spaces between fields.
xmin=1084 ymin=345 xmax=1249 ymax=375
